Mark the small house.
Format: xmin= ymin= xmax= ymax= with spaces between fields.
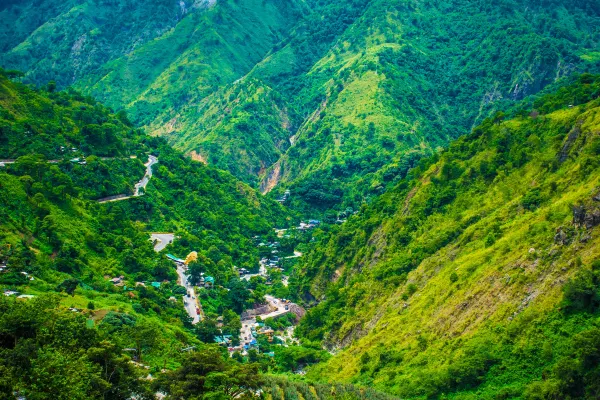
xmin=214 ymin=335 xmax=233 ymax=346
xmin=20 ymin=271 xmax=34 ymax=281
xmin=204 ymin=276 xmax=215 ymax=287
xmin=151 ymin=282 xmax=161 ymax=289
xmin=258 ymin=327 xmax=274 ymax=342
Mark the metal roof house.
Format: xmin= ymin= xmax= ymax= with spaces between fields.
xmin=166 ymin=254 xmax=185 ymax=264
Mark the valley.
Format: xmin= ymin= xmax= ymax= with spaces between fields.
xmin=1 ymin=1 xmax=600 ymax=399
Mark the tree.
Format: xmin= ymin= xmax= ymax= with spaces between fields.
xmin=127 ymin=319 xmax=160 ymax=362
xmin=159 ymin=347 xmax=262 ymax=399
xmin=56 ymin=278 xmax=79 ymax=296
xmin=227 ymin=278 xmax=251 ymax=314
xmin=196 ymin=317 xmax=219 ymax=344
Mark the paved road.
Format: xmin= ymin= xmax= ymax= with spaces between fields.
xmin=150 ymin=233 xmax=174 ymax=252
xmin=148 ymin=231 xmax=201 ymax=324
xmin=262 ymin=295 xmax=291 ymax=319
xmin=134 ymin=155 xmax=158 ymax=196
xmin=284 ymin=251 xmax=303 ymax=259
xmin=98 ymin=155 xmax=158 ymax=203
xmin=176 ymin=264 xmax=202 ymax=324
xmin=240 ymin=262 xmax=267 ymax=281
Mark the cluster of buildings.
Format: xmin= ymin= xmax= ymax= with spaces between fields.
xmin=297 ymin=219 xmax=321 ymax=230
xmin=0 ymin=264 xmax=34 ymax=281
xmin=105 ymin=275 xmax=163 ymax=290
xmin=3 ymin=289 xmax=35 ymax=299
xmin=237 ymin=321 xmax=276 ymax=351
xmin=262 ymin=256 xmax=281 ymax=269
xmin=197 ymin=274 xmax=215 ymax=288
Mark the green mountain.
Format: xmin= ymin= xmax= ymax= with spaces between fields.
xmin=3 ymin=1 xmax=599 ymax=216
xmin=235 ymin=0 xmax=600 ymax=214
xmin=289 ymin=75 xmax=600 ymax=398
xmin=3 ymin=2 xmax=600 ymax=398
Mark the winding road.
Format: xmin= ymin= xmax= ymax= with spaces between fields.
xmin=98 ymin=155 xmax=158 ymax=203
xmin=148 ymin=232 xmax=203 ymax=324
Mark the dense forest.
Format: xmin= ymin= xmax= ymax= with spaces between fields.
xmin=2 ymin=0 xmax=600 ymax=217
xmin=0 ymin=69 xmax=302 ymax=398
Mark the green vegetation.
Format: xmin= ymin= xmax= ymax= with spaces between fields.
xmin=291 ymin=76 xmax=600 ymax=398
xmin=0 ymin=69 xmax=293 ymax=397
xmin=0 ymin=294 xmax=266 ymax=399
xmin=262 ymin=376 xmax=399 ymax=400
xmin=3 ymin=1 xmax=600 ymax=398
xmin=255 ymin=0 xmax=600 ymax=215
xmin=0 ymin=0 xmax=309 ymax=187
xmin=3 ymin=1 xmax=600 ymax=217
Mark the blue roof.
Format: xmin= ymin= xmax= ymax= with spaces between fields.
xmin=205 ymin=276 xmax=215 ymax=283
xmin=214 ymin=336 xmax=231 ymax=344
xmin=166 ymin=254 xmax=185 ymax=263
xmin=151 ymin=282 xmax=161 ymax=288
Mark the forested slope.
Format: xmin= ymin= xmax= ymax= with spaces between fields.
xmin=290 ymin=76 xmax=600 ymax=398
xmin=4 ymin=1 xmax=600 ymax=217
xmin=0 ymin=71 xmax=290 ymax=398
xmin=254 ymin=0 xmax=600 ymax=215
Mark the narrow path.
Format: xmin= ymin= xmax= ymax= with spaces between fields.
xmin=98 ymin=155 xmax=158 ymax=203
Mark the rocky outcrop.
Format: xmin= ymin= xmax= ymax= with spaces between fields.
xmin=241 ymin=305 xmax=271 ymax=320
xmin=559 ymin=123 xmax=582 ymax=163
xmin=260 ymin=159 xmax=282 ymax=194
xmin=572 ymin=191 xmax=600 ymax=228
xmin=288 ymin=304 xmax=306 ymax=320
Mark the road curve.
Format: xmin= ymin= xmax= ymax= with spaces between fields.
xmin=98 ymin=155 xmax=157 ymax=203
xmin=150 ymin=233 xmax=174 ymax=252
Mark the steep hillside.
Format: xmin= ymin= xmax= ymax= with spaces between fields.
xmin=290 ymin=76 xmax=600 ymax=398
xmin=0 ymin=0 xmax=308 ymax=124
xmin=164 ymin=0 xmax=600 ymax=215
xmin=0 ymin=0 xmax=196 ymax=85
xmin=0 ymin=71 xmax=290 ymax=395
xmin=4 ymin=0 xmax=599 ymax=215
xmin=255 ymin=0 xmax=600 ymax=215
xmin=157 ymin=79 xmax=298 ymax=185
